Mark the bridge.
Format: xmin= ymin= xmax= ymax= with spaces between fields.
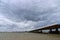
xmin=29 ymin=24 xmax=60 ymax=34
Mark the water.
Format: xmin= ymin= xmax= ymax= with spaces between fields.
xmin=0 ymin=32 xmax=60 ymax=40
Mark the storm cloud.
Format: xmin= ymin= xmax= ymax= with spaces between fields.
xmin=0 ymin=0 xmax=60 ymax=32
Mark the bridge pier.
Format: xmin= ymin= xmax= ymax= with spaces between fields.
xmin=49 ymin=28 xmax=59 ymax=34
xmin=39 ymin=30 xmax=42 ymax=33
xmin=55 ymin=28 xmax=59 ymax=34
xmin=41 ymin=30 xmax=42 ymax=33
xmin=49 ymin=28 xmax=52 ymax=33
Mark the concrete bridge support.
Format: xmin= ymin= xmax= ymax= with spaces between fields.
xmin=55 ymin=28 xmax=59 ymax=34
xmin=49 ymin=28 xmax=59 ymax=34
xmin=39 ymin=30 xmax=42 ymax=33
xmin=49 ymin=28 xmax=52 ymax=33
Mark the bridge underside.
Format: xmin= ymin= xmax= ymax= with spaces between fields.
xmin=29 ymin=24 xmax=60 ymax=34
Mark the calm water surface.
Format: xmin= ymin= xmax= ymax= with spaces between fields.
xmin=0 ymin=32 xmax=60 ymax=40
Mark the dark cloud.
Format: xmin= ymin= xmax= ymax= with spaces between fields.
xmin=0 ymin=0 xmax=60 ymax=32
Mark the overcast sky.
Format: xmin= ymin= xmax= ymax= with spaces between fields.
xmin=0 ymin=0 xmax=60 ymax=32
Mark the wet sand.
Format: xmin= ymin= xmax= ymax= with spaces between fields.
xmin=0 ymin=32 xmax=60 ymax=40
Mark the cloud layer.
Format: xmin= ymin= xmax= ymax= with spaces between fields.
xmin=0 ymin=0 xmax=60 ymax=32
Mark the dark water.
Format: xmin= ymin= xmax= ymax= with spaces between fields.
xmin=0 ymin=32 xmax=60 ymax=40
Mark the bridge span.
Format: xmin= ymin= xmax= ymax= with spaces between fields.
xmin=29 ymin=24 xmax=60 ymax=34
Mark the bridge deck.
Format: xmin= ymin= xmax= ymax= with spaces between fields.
xmin=29 ymin=24 xmax=60 ymax=34
xmin=39 ymin=24 xmax=60 ymax=30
